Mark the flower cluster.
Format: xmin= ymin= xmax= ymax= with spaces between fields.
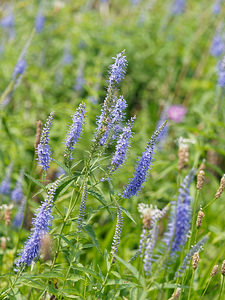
xmin=210 ymin=33 xmax=224 ymax=57
xmin=164 ymin=169 xmax=195 ymax=255
xmin=0 ymin=163 xmax=13 ymax=195
xmin=15 ymin=180 xmax=60 ymax=269
xmin=122 ymin=121 xmax=167 ymax=199
xmin=77 ymin=182 xmax=88 ymax=232
xmin=109 ymin=51 xmax=127 ymax=86
xmin=171 ymin=0 xmax=186 ymax=15
xmin=37 ymin=112 xmax=54 ymax=171
xmin=109 ymin=117 xmax=135 ymax=174
xmin=35 ymin=13 xmax=45 ymax=33
xmin=175 ymin=236 xmax=208 ymax=278
xmin=64 ymin=103 xmax=86 ymax=163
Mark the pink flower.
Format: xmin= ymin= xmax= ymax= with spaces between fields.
xmin=167 ymin=105 xmax=187 ymax=123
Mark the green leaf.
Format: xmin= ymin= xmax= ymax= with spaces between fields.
xmin=72 ymin=264 xmax=102 ymax=281
xmin=83 ymin=224 xmax=102 ymax=254
xmin=120 ymin=207 xmax=136 ymax=224
xmin=114 ymin=255 xmax=145 ymax=286
xmin=24 ymin=173 xmax=46 ymax=190
xmin=52 ymin=158 xmax=71 ymax=174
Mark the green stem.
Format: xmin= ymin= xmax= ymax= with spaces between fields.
xmin=218 ymin=276 xmax=225 ymax=300
xmin=201 ymin=278 xmax=211 ymax=298
xmin=187 ymin=270 xmax=194 ymax=300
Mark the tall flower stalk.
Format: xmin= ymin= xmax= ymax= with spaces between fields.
xmin=37 ymin=112 xmax=54 ymax=171
xmin=122 ymin=121 xmax=167 ymax=199
xmin=64 ymin=103 xmax=86 ymax=167
xmin=15 ymin=180 xmax=60 ymax=270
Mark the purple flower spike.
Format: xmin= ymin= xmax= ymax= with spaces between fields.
xmin=110 ymin=117 xmax=135 ymax=173
xmin=0 ymin=14 xmax=14 ymax=28
xmin=171 ymin=0 xmax=186 ymax=15
xmin=109 ymin=51 xmax=127 ymax=86
xmin=15 ymin=180 xmax=60 ymax=270
xmin=37 ymin=112 xmax=54 ymax=171
xmin=218 ymin=60 xmax=225 ymax=87
xmin=65 ymin=103 xmax=86 ymax=160
xmin=210 ymin=34 xmax=224 ymax=57
xmin=122 ymin=121 xmax=166 ymax=198
xmin=167 ymin=105 xmax=187 ymax=123
xmin=164 ymin=169 xmax=195 ymax=256
xmin=12 ymin=59 xmax=26 ymax=80
xmin=35 ymin=13 xmax=45 ymax=33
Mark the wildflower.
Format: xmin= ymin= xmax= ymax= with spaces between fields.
xmin=0 ymin=163 xmax=13 ymax=195
xmin=11 ymin=170 xmax=24 ymax=202
xmin=77 ymin=182 xmax=88 ymax=232
xmin=74 ymin=62 xmax=85 ymax=91
xmin=99 ymin=96 xmax=127 ymax=146
xmin=196 ymin=210 xmax=205 ymax=228
xmin=111 ymin=206 xmax=123 ymax=259
xmin=164 ymin=169 xmax=195 ymax=255
xmin=199 ymin=160 xmax=206 ymax=172
xmin=34 ymin=120 xmax=42 ymax=149
xmin=212 ymin=0 xmax=222 ymax=14
xmin=197 ymin=170 xmax=205 ymax=190
xmin=62 ymin=48 xmax=73 ymax=65
xmin=94 ymin=52 xmax=127 ymax=148
xmin=215 ymin=174 xmax=225 ymax=198
xmin=156 ymin=106 xmax=168 ymax=149
xmin=175 ymin=235 xmax=208 ymax=278
xmin=0 ymin=14 xmax=14 ymax=28
xmin=12 ymin=59 xmax=26 ymax=80
xmin=192 ymin=252 xmax=200 ymax=270
xmin=218 ymin=61 xmax=225 ymax=87
xmin=37 ymin=112 xmax=54 ymax=171
xmin=13 ymin=198 xmax=25 ymax=228
xmin=167 ymin=105 xmax=187 ymax=123
xmin=211 ymin=265 xmax=219 ymax=277
xmin=64 ymin=103 xmax=86 ymax=163
xmin=15 ymin=180 xmax=60 ymax=269
xmin=221 ymin=260 xmax=225 ymax=276
xmin=108 ymin=117 xmax=135 ymax=175
xmin=109 ymin=51 xmax=127 ymax=86
xmin=143 ymin=205 xmax=169 ymax=274
xmin=210 ymin=33 xmax=224 ymax=57
xmin=35 ymin=13 xmax=45 ymax=33
xmin=171 ymin=0 xmax=186 ymax=15
xmin=122 ymin=121 xmax=166 ymax=198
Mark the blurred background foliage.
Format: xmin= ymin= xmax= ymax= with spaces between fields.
xmin=0 ymin=0 xmax=225 ymax=298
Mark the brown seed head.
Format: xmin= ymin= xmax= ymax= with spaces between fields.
xmin=221 ymin=260 xmax=225 ymax=276
xmin=197 ymin=170 xmax=205 ymax=190
xmin=40 ymin=233 xmax=53 ymax=261
xmin=178 ymin=144 xmax=189 ymax=171
xmin=168 ymin=288 xmax=181 ymax=300
xmin=0 ymin=237 xmax=7 ymax=250
xmin=199 ymin=161 xmax=206 ymax=172
xmin=192 ymin=252 xmax=200 ymax=270
xmin=211 ymin=265 xmax=219 ymax=277
xmin=34 ymin=120 xmax=42 ymax=149
xmin=143 ymin=214 xmax=151 ymax=229
xmin=4 ymin=208 xmax=11 ymax=226
xmin=215 ymin=175 xmax=225 ymax=199
xmin=196 ymin=210 xmax=205 ymax=228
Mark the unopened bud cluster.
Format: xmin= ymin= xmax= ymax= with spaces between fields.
xmin=178 ymin=142 xmax=189 ymax=171
xmin=197 ymin=170 xmax=205 ymax=190
xmin=215 ymin=175 xmax=225 ymax=199
xmin=192 ymin=252 xmax=199 ymax=270
xmin=196 ymin=210 xmax=205 ymax=228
